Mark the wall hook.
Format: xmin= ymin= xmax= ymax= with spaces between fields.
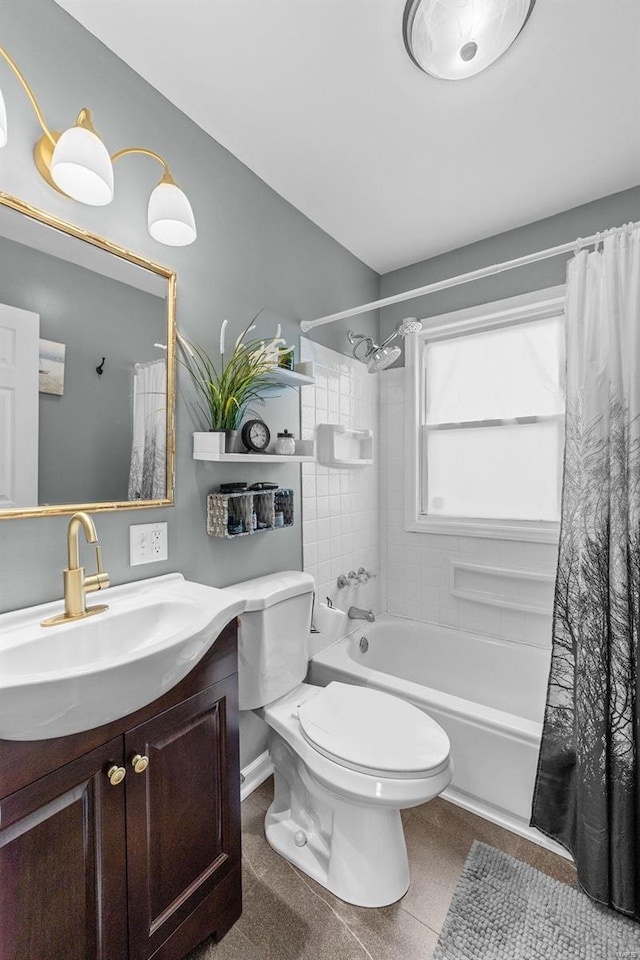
xmin=96 ymin=357 xmax=105 ymax=375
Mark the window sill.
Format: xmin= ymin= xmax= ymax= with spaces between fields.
xmin=405 ymin=516 xmax=560 ymax=543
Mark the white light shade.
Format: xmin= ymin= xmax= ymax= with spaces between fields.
xmin=0 ymin=87 xmax=7 ymax=148
xmin=404 ymin=0 xmax=535 ymax=80
xmin=148 ymin=181 xmax=197 ymax=246
xmin=51 ymin=125 xmax=114 ymax=206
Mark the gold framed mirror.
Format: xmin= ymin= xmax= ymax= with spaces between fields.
xmin=0 ymin=192 xmax=176 ymax=519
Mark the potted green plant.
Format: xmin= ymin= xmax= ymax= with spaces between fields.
xmin=179 ymin=316 xmax=291 ymax=456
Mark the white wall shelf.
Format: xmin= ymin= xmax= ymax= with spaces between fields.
xmin=195 ymin=451 xmax=315 ymax=463
xmin=193 ymin=362 xmax=315 ymax=461
xmin=261 ymin=362 xmax=315 ymax=393
xmin=449 ymin=560 xmax=555 ymax=617
xmin=194 ymin=438 xmax=315 ymax=463
xmin=317 ymin=423 xmax=374 ymax=468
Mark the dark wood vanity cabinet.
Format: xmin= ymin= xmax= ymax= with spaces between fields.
xmin=125 ymin=678 xmax=240 ymax=960
xmin=0 ymin=737 xmax=128 ymax=960
xmin=0 ymin=620 xmax=242 ymax=960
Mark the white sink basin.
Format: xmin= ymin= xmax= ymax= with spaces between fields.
xmin=0 ymin=573 xmax=246 ymax=741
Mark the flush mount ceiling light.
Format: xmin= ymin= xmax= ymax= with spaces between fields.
xmin=403 ymin=0 xmax=536 ymax=80
xmin=0 ymin=45 xmax=197 ymax=245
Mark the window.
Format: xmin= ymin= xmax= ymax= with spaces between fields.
xmin=405 ymin=287 xmax=566 ymax=541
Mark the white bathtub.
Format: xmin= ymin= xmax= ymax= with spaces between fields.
xmin=309 ymin=614 xmax=555 ymax=842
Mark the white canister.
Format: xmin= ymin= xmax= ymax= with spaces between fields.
xmin=275 ymin=430 xmax=296 ymax=456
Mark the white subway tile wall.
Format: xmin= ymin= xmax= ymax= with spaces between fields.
xmin=380 ymin=367 xmax=558 ymax=647
xmin=300 ymin=338 xmax=381 ymax=656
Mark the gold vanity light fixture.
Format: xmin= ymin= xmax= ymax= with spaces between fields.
xmin=0 ymin=46 xmax=197 ymax=245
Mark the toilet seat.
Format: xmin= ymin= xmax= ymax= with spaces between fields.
xmin=298 ymin=682 xmax=450 ymax=780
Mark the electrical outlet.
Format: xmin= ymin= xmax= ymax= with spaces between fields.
xmin=130 ymin=522 xmax=168 ymax=566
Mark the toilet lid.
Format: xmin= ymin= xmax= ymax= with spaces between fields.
xmin=298 ymin=682 xmax=450 ymax=779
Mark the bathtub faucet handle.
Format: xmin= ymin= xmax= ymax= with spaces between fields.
xmin=337 ymin=572 xmax=359 ymax=588
xmin=356 ymin=567 xmax=377 ymax=582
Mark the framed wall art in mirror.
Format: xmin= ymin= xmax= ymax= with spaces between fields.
xmin=0 ymin=192 xmax=176 ymax=519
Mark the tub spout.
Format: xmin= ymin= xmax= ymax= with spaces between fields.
xmin=348 ymin=606 xmax=375 ymax=623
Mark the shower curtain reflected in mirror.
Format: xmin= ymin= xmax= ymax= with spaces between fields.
xmin=532 ymin=225 xmax=640 ymax=920
xmin=128 ymin=358 xmax=167 ymax=501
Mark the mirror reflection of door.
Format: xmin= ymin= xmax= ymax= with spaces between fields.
xmin=0 ymin=195 xmax=175 ymax=516
xmin=0 ymin=303 xmax=39 ymax=508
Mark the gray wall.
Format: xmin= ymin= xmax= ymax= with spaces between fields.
xmin=0 ymin=0 xmax=378 ymax=766
xmin=0 ymin=235 xmax=165 ymax=504
xmin=2 ymin=0 xmax=636 ymax=770
xmin=380 ymin=186 xmax=640 ymax=357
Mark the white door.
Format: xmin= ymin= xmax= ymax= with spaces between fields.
xmin=0 ymin=303 xmax=40 ymax=508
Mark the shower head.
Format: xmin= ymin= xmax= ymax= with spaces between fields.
xmin=348 ymin=320 xmax=421 ymax=374
xmin=396 ymin=317 xmax=422 ymax=336
xmin=376 ymin=316 xmax=423 ymax=352
xmin=348 ymin=331 xmax=397 ymax=373
xmin=366 ymin=345 xmax=401 ymax=373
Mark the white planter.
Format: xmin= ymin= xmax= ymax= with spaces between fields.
xmin=225 ymin=429 xmax=242 ymax=453
xmin=193 ymin=431 xmax=225 ymax=460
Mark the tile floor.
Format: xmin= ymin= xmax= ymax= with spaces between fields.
xmin=190 ymin=778 xmax=576 ymax=960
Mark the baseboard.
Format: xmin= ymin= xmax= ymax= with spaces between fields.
xmin=240 ymin=753 xmax=571 ymax=863
xmin=442 ymin=785 xmax=573 ymax=862
xmin=240 ymin=750 xmax=273 ymax=802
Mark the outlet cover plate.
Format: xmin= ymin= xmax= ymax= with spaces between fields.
xmin=130 ymin=522 xmax=168 ymax=566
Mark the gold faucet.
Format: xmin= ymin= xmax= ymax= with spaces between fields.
xmin=41 ymin=512 xmax=110 ymax=627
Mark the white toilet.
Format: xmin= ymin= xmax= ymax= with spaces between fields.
xmin=229 ymin=570 xmax=452 ymax=907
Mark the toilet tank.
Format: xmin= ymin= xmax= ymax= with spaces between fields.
xmin=226 ymin=571 xmax=315 ymax=710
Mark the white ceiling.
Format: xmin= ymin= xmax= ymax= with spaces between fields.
xmin=54 ymin=0 xmax=640 ymax=274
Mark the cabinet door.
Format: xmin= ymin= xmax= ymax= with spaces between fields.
xmin=125 ymin=676 xmax=241 ymax=960
xmin=0 ymin=738 xmax=128 ymax=960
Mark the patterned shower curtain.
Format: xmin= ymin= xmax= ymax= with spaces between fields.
xmin=127 ymin=358 xmax=167 ymax=501
xmin=531 ymin=225 xmax=640 ymax=919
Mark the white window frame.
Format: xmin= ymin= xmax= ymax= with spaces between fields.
xmin=404 ymin=285 xmax=565 ymax=543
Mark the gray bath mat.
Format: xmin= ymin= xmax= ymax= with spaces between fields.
xmin=433 ymin=841 xmax=639 ymax=960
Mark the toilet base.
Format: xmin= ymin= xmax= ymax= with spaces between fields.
xmin=265 ymin=732 xmax=411 ymax=907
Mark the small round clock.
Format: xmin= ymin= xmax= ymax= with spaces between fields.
xmin=241 ymin=419 xmax=271 ymax=453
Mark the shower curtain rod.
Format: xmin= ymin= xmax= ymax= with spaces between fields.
xmin=299 ymin=221 xmax=639 ymax=332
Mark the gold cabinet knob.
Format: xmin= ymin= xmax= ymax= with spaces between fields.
xmin=107 ymin=764 xmax=126 ymax=786
xmin=131 ymin=754 xmax=149 ymax=774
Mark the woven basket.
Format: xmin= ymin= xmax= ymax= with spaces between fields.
xmin=207 ymin=488 xmax=294 ymax=539
xmin=207 ymin=492 xmax=253 ymax=538
xmin=274 ymin=488 xmax=294 ymax=527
